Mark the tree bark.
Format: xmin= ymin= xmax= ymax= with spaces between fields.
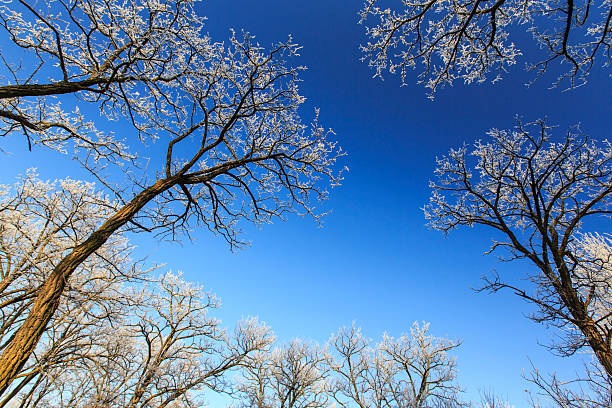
xmin=0 ymin=177 xmax=176 ymax=396
xmin=565 ymin=289 xmax=612 ymax=377
xmin=554 ymin=257 xmax=612 ymax=377
xmin=0 ymin=79 xmax=112 ymax=99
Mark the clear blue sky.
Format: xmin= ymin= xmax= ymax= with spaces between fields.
xmin=2 ymin=0 xmax=611 ymax=405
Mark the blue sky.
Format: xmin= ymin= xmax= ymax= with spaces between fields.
xmin=2 ymin=0 xmax=612 ymax=405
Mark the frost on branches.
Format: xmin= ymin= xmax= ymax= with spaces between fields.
xmin=12 ymin=274 xmax=275 ymax=408
xmin=0 ymin=173 xmax=474 ymax=408
xmin=424 ymin=119 xmax=612 ymax=377
xmin=0 ymin=0 xmax=345 ymax=394
xmin=232 ymin=322 xmax=466 ymax=408
xmin=22 ymin=274 xmax=274 ymax=408
xmin=0 ymin=0 xmax=344 ymax=244
xmin=360 ymin=0 xmax=612 ymax=95
xmin=0 ymin=171 xmax=143 ymax=405
xmin=573 ymin=234 xmax=612 ymax=334
xmin=327 ymin=323 xmax=465 ymax=408
xmin=525 ymin=358 xmax=612 ymax=408
xmin=234 ymin=340 xmax=330 ymax=408
xmin=0 ymin=173 xmax=275 ymax=408
xmin=0 ymin=176 xmax=464 ymax=408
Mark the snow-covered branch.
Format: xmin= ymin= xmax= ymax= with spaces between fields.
xmin=360 ymin=0 xmax=612 ymax=96
xmin=425 ymin=118 xmax=612 ymax=376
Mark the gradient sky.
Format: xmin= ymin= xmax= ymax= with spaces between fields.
xmin=2 ymin=0 xmax=612 ymax=405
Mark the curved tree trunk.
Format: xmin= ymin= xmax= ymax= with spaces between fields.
xmin=0 ymin=177 xmax=176 ymax=396
xmin=553 ymin=256 xmax=612 ymax=378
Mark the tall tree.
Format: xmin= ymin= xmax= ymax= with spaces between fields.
xmin=0 ymin=173 xmax=274 ymax=407
xmin=0 ymin=171 xmax=145 ymax=406
xmin=0 ymin=0 xmax=344 ymax=394
xmin=424 ymin=119 xmax=612 ymax=376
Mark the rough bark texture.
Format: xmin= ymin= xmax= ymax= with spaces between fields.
xmin=561 ymin=282 xmax=612 ymax=377
xmin=0 ymin=177 xmax=176 ymax=396
xmin=0 ymin=79 xmax=113 ymax=99
xmin=553 ymin=247 xmax=612 ymax=378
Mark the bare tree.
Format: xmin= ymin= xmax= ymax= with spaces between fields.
xmin=525 ymin=360 xmax=612 ymax=408
xmin=0 ymin=0 xmax=344 ymax=394
xmin=0 ymin=171 xmax=148 ymax=406
xmin=234 ymin=340 xmax=329 ymax=408
xmin=328 ymin=323 xmax=466 ymax=408
xmin=424 ymin=119 xmax=612 ymax=378
xmin=478 ymin=389 xmax=512 ymax=408
xmin=8 ymin=272 xmax=274 ymax=408
xmin=359 ymin=0 xmax=612 ymax=95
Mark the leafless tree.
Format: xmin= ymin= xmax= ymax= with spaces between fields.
xmin=360 ymin=0 xmax=612 ymax=95
xmin=328 ymin=323 xmax=466 ymax=408
xmin=0 ymin=0 xmax=344 ymax=394
xmin=424 ymin=119 xmax=612 ymax=378
xmin=525 ymin=360 xmax=612 ymax=407
xmin=9 ymin=272 xmax=274 ymax=408
xmin=0 ymin=171 xmax=148 ymax=406
xmin=234 ymin=340 xmax=329 ymax=408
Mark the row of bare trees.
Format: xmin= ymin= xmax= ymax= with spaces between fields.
xmin=2 ymin=166 xmax=608 ymax=407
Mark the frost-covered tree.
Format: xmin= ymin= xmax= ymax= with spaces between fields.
xmin=0 ymin=0 xmax=344 ymax=394
xmin=328 ymin=323 xmax=465 ymax=408
xmin=360 ymin=0 xmax=612 ymax=95
xmin=235 ymin=340 xmax=329 ymax=408
xmin=0 ymin=171 xmax=145 ymax=406
xmin=0 ymin=173 xmax=274 ymax=408
xmin=9 ymin=273 xmax=274 ymax=408
xmin=424 ymin=119 xmax=612 ymax=377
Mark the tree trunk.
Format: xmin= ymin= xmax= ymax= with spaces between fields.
xmin=558 ymin=272 xmax=612 ymax=377
xmin=581 ymin=323 xmax=612 ymax=377
xmin=0 ymin=177 xmax=176 ymax=396
xmin=0 ymin=79 xmax=108 ymax=99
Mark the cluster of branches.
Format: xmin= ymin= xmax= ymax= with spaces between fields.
xmin=0 ymin=0 xmax=345 ymax=395
xmin=0 ymin=174 xmax=472 ymax=407
xmin=425 ymin=120 xmax=612 ymax=404
xmin=1 ymin=0 xmax=610 ymax=405
xmin=358 ymin=2 xmax=612 ymax=403
xmin=360 ymin=0 xmax=612 ymax=95
xmin=14 ymin=275 xmax=274 ymax=408
xmin=0 ymin=172 xmax=275 ymax=407
xmin=525 ymin=360 xmax=612 ymax=407
xmin=234 ymin=322 xmax=467 ymax=408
